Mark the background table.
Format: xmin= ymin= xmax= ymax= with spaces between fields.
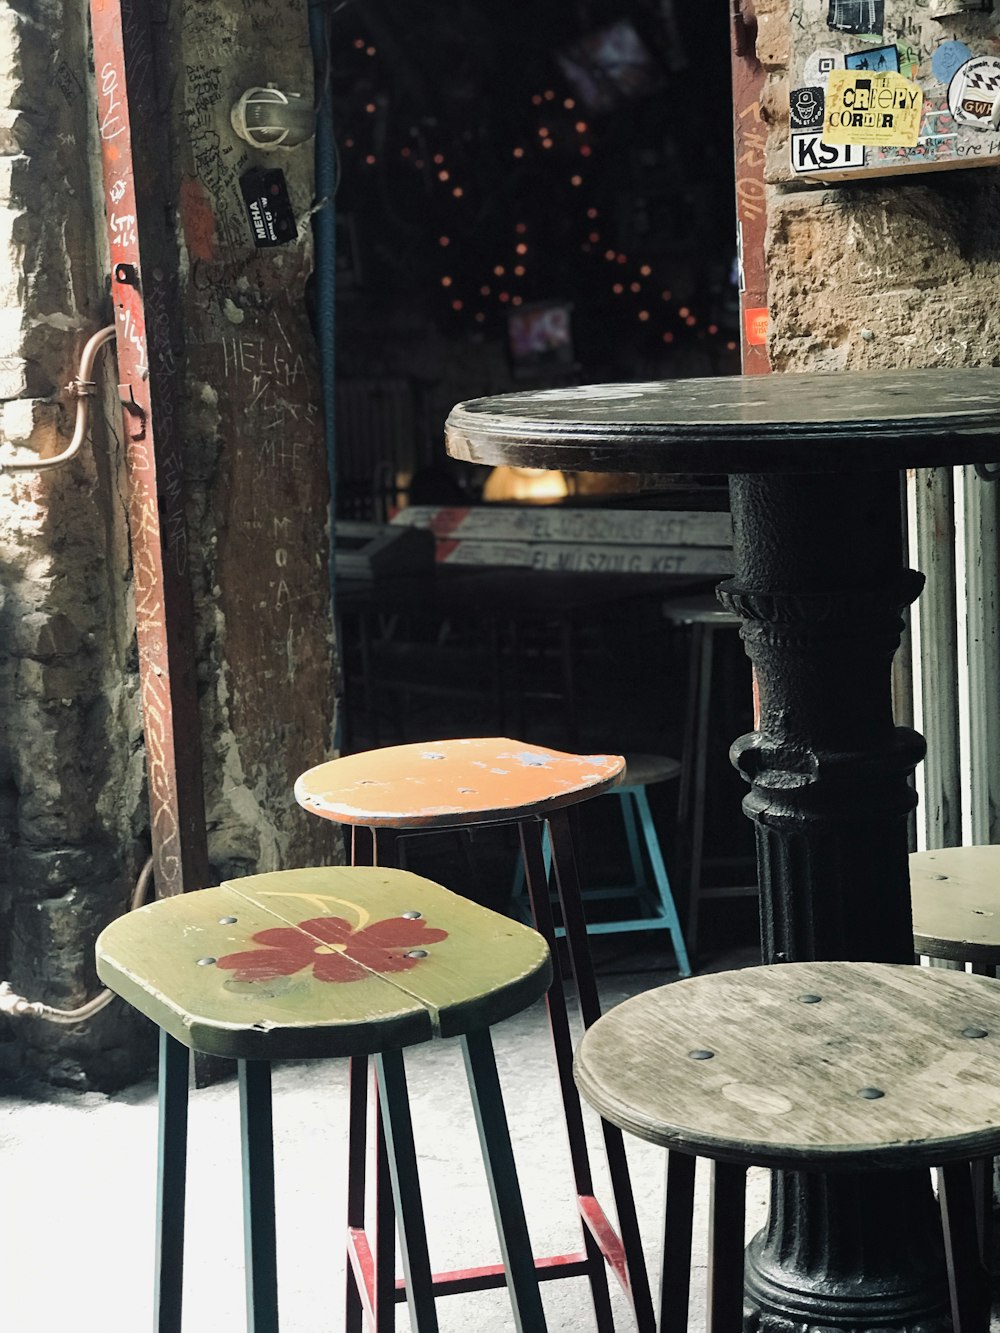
xmin=446 ymin=367 xmax=1000 ymax=1333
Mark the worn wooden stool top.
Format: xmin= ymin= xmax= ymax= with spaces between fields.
xmin=294 ymin=738 xmax=625 ymax=829
xmin=96 ymin=866 xmax=551 ymax=1061
xmin=574 ymin=961 xmax=1000 ymax=1172
xmin=910 ymin=846 xmax=1000 ymax=965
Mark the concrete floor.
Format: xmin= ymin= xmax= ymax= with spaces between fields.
xmin=0 ymin=945 xmax=777 ymax=1333
xmin=2 ymin=940 xmax=995 ymax=1332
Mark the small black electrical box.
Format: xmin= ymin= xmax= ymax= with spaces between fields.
xmin=240 ymin=168 xmax=298 ymax=248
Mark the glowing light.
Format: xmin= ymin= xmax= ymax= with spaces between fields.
xmin=480 ymin=285 xmax=491 ymax=296
xmin=580 ymin=145 xmax=592 ymax=157
xmin=365 ymin=154 xmax=376 ymax=165
xmin=542 ymin=138 xmax=553 ymax=149
xmin=640 ymin=265 xmax=652 ymax=277
xmin=438 ymin=170 xmax=450 ymax=181
xmin=451 ymin=299 xmax=463 ymax=311
xmin=638 ymin=310 xmax=650 ymax=322
xmin=515 ymin=223 xmax=527 ymax=234
xmin=570 ymin=175 xmax=582 ymax=186
xmin=365 ymin=103 xmax=376 ymax=114
xmin=662 ymin=332 xmax=675 ymax=344
xmin=515 ymin=242 xmax=528 ymax=255
xmin=708 ymin=324 xmax=719 ymax=335
xmin=499 ymin=291 xmax=511 ymax=303
xmin=401 ymin=147 xmax=411 ymax=157
xmin=512 ymin=295 xmax=523 ymax=306
xmin=513 ymin=147 xmax=525 ymax=158
xmin=727 ymin=340 xmax=737 ymax=351
xmin=613 ymin=283 xmax=624 ymax=294
xmin=493 ymin=265 xmax=506 ymax=276
xmin=538 ymin=127 xmax=549 ymax=137
xmin=588 ymin=232 xmax=600 ymax=243
xmin=452 ymin=187 xmax=464 ymax=197
xmin=616 ymin=254 xmax=627 ymax=265
xmin=366 ymin=46 xmax=376 ymax=56
xmin=544 ymin=89 xmax=555 ymax=100
xmin=345 ymin=138 xmax=355 ymax=148
xmin=433 ymin=153 xmax=445 ymax=164
xmin=441 ymin=276 xmax=453 ymax=287
xmin=564 ymin=98 xmax=576 ymax=109
xmin=587 ymin=207 xmax=599 ymax=219
xmin=575 ymin=121 xmax=588 ymax=133
xmin=514 ymin=265 xmax=526 ymax=277
xmin=685 ymin=315 xmax=697 ymax=326
xmin=531 ymin=94 xmax=543 ymax=105
xmin=439 ymin=236 xmax=450 ymax=247
xmin=630 ymin=282 xmax=641 ymax=293
xmin=483 ymin=466 xmax=568 ymax=503
xmin=475 ymin=312 xmax=486 ymax=323
xmin=661 ymin=290 xmax=672 ymax=300
xmin=604 ymin=249 xmax=616 ymax=261
xmin=678 ymin=306 xmax=690 ymax=318
xmin=353 ymin=38 xmax=365 ymax=49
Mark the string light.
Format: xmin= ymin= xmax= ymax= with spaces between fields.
xmin=514 ymin=265 xmax=526 ymax=276
xmin=678 ymin=306 xmax=690 ymax=318
xmin=438 ymin=169 xmax=450 ymax=181
xmin=475 ymin=312 xmax=486 ymax=323
xmin=662 ymin=332 xmax=675 ymax=344
xmin=563 ymin=98 xmax=575 ymax=109
xmin=433 ymin=153 xmax=445 ymax=164
xmin=480 ymin=285 xmax=492 ymax=296
xmin=451 ymin=299 xmax=463 ymax=311
xmin=515 ymin=223 xmax=527 ymax=234
xmin=638 ymin=310 xmax=650 ymax=322
xmin=612 ymin=283 xmax=624 ymax=294
xmin=439 ymin=235 xmax=450 ymax=247
xmin=452 ymin=186 xmax=463 ymax=197
xmin=493 ymin=265 xmax=506 ymax=276
xmin=513 ymin=147 xmax=525 ymax=158
xmin=580 ymin=146 xmax=592 ymax=157
xmin=441 ymin=276 xmax=453 ymax=287
xmin=365 ymin=154 xmax=376 ymax=165
xmin=515 ymin=242 xmax=528 ymax=255
xmin=640 ymin=265 xmax=652 ymax=277
xmin=575 ymin=121 xmax=588 ymax=134
xmin=588 ymin=232 xmax=600 ymax=243
xmin=604 ymin=249 xmax=616 ymax=261
xmin=570 ymin=175 xmax=582 ymax=186
xmin=365 ymin=102 xmax=376 ymax=114
xmin=543 ymin=89 xmax=555 ymax=100
xmin=630 ymin=282 xmax=641 ymax=293
xmin=353 ymin=37 xmax=365 ymax=48
xmin=366 ymin=46 xmax=376 ymax=56
xmin=499 ymin=291 xmax=511 ymax=302
xmin=587 ymin=208 xmax=599 ymax=219
xmin=512 ymin=295 xmax=523 ymax=306
xmin=541 ymin=138 xmax=553 ymax=149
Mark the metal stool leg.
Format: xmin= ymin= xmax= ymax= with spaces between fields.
xmin=155 ymin=1031 xmax=189 ymax=1333
xmin=631 ymin=785 xmax=692 ymax=977
xmin=345 ymin=1056 xmax=369 ymax=1332
xmin=239 ymin=1059 xmax=279 ymax=1333
xmin=938 ymin=1163 xmax=991 ymax=1333
xmin=685 ymin=624 xmax=715 ymax=961
xmin=461 ymin=1028 xmax=547 ymax=1332
xmin=375 ymin=1050 xmax=439 ymax=1333
xmin=519 ymin=820 xmax=615 ymax=1332
xmin=546 ymin=808 xmax=656 ymax=1332
xmin=658 ymin=1151 xmax=696 ymax=1330
xmin=706 ymin=1160 xmax=746 ymax=1333
xmin=618 ymin=790 xmax=650 ymax=896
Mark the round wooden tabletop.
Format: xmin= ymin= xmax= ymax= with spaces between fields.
xmin=445 ymin=368 xmax=1000 ymax=475
xmin=574 ymin=961 xmax=1000 ymax=1170
xmin=910 ymin=845 xmax=1000 ymax=965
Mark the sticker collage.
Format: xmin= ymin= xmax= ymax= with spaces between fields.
xmin=788 ymin=0 xmax=1000 ymax=178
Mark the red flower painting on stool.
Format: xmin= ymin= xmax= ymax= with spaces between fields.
xmin=216 ymin=915 xmax=448 ymax=984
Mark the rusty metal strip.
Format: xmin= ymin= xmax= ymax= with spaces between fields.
xmin=730 ymin=0 xmax=772 ymax=375
xmin=90 ymin=0 xmax=209 ymax=896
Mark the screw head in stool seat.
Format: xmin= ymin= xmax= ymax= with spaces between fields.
xmin=574 ymin=961 xmax=1000 ymax=1171
xmin=294 ymin=737 xmax=625 ymax=828
xmin=95 ymin=865 xmax=552 ymax=1060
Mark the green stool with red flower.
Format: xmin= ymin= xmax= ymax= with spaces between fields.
xmin=95 ymin=864 xmax=553 ymax=1333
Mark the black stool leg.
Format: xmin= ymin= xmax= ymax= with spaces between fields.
xmin=460 ymin=1028 xmax=547 ymax=1332
xmin=374 ymin=1076 xmax=397 ymax=1329
xmin=658 ymin=1152 xmax=696 ymax=1330
xmin=374 ymin=1049 xmax=439 ymax=1332
xmin=344 ymin=1055 xmax=370 ymax=1332
xmin=239 ymin=1059 xmax=279 ymax=1333
xmin=154 ymin=1030 xmax=189 ymax=1333
xmin=547 ymin=807 xmax=656 ymax=1332
xmin=519 ymin=819 xmax=616 ymax=1332
xmin=706 ymin=1160 xmax=746 ymax=1333
xmin=938 ymin=1163 xmax=991 ymax=1333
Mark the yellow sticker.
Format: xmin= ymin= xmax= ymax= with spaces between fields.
xmin=823 ymin=69 xmax=923 ymax=146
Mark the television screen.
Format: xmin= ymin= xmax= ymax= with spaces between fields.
xmin=507 ymin=301 xmax=575 ymax=375
xmin=557 ymin=21 xmax=659 ymax=113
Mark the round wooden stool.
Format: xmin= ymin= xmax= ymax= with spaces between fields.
xmin=509 ymin=752 xmax=691 ymax=974
xmin=575 ymin=961 xmax=1000 ymax=1332
xmin=96 ymin=865 xmax=553 ymax=1333
xmin=911 ymin=843 xmax=1000 ymax=1268
xmin=295 ymin=737 xmax=656 ymax=1332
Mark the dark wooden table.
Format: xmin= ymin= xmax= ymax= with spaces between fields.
xmin=446 ymin=367 xmax=1000 ymax=1333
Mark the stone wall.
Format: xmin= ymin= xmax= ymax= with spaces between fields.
xmin=0 ymin=1 xmax=336 ymax=1090
xmin=753 ymin=0 xmax=1000 ymax=373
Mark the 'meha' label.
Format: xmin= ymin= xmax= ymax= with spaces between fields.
xmin=823 ymin=70 xmax=923 ymax=146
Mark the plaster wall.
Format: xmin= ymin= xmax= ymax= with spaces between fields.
xmin=0 ymin=0 xmax=336 ymax=1090
xmin=753 ymin=0 xmax=1000 ymax=372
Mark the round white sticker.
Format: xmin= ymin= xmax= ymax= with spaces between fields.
xmin=947 ymin=55 xmax=1000 ymax=130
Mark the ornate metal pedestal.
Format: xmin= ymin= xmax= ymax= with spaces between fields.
xmin=446 ymin=368 xmax=1000 ymax=1332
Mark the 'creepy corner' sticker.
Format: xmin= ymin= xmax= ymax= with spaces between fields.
xmin=947 ymin=56 xmax=1000 ymax=130
xmin=823 ymin=69 xmax=923 ymax=146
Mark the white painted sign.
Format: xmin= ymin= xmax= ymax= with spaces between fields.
xmin=790 ymin=131 xmax=866 ymax=173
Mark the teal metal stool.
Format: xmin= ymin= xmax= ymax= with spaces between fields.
xmin=95 ymin=865 xmax=554 ymax=1333
xmin=511 ymin=753 xmax=691 ymax=976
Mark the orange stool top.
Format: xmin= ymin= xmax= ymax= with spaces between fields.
xmin=295 ymin=737 xmax=625 ymax=829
